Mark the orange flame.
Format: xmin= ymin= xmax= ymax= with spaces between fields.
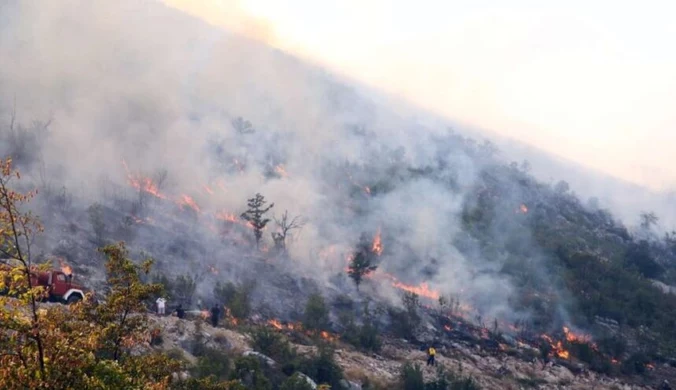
xmin=555 ymin=343 xmax=570 ymax=359
xmin=516 ymin=204 xmax=528 ymax=214
xmin=274 ymin=164 xmax=288 ymax=177
xmin=58 ymin=258 xmax=73 ymax=276
xmin=562 ymin=326 xmax=592 ymax=343
xmin=203 ymin=185 xmax=214 ymax=195
xmin=364 ymin=186 xmax=371 ymax=195
xmin=122 ymin=160 xmax=167 ymax=199
xmin=216 ymin=210 xmax=254 ymax=229
xmin=268 ymin=319 xmax=283 ymax=329
xmin=371 ymin=228 xmax=383 ymax=256
xmin=541 ymin=333 xmax=572 ymax=360
xmin=200 ymin=310 xmax=209 ymax=320
xmin=216 ymin=211 xmax=238 ymax=223
xmin=392 ymin=280 xmax=439 ymax=300
xmin=178 ymin=195 xmax=200 ymax=212
xmin=320 ymin=331 xmax=337 ymax=341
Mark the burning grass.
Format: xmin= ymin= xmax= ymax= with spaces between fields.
xmin=265 ymin=319 xmax=338 ymax=343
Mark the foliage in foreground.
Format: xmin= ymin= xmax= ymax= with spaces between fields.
xmin=0 ymin=158 xmax=182 ymax=389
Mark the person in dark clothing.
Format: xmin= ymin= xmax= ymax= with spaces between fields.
xmin=210 ymin=304 xmax=221 ymax=327
xmin=176 ymin=304 xmax=185 ymax=319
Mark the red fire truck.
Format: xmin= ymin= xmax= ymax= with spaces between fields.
xmin=0 ymin=263 xmax=86 ymax=304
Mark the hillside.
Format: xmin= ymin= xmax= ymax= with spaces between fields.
xmin=149 ymin=314 xmax=661 ymax=390
xmin=1 ymin=0 xmax=676 ymax=389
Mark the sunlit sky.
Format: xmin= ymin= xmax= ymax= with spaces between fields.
xmin=164 ymin=0 xmax=676 ymax=192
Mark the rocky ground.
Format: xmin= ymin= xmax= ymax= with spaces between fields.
xmin=150 ymin=314 xmax=667 ymax=390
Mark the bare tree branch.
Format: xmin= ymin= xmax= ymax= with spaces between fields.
xmin=272 ymin=210 xmax=306 ymax=251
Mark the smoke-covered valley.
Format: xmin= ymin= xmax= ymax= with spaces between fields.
xmin=2 ymin=0 xmax=676 ymax=358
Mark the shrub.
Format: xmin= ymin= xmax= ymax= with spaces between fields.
xmin=340 ymin=313 xmax=381 ymax=352
xmin=215 ymin=281 xmax=253 ymax=320
xmin=399 ymin=362 xmax=424 ymax=390
xmin=389 ymin=292 xmax=422 ymax=340
xmin=303 ymin=293 xmax=330 ymax=331
xmin=298 ymin=345 xmax=345 ymax=389
xmin=230 ymin=356 xmax=272 ymax=390
xmin=251 ymin=327 xmax=296 ymax=362
xmin=280 ymin=373 xmax=315 ymax=390
xmin=192 ymin=347 xmax=231 ymax=380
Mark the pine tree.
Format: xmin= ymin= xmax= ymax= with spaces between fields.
xmin=240 ymin=193 xmax=274 ymax=249
xmin=347 ymin=234 xmax=378 ymax=289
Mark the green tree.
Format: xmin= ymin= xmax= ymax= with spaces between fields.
xmin=347 ymin=235 xmax=378 ymax=289
xmin=241 ymin=193 xmax=274 ymax=249
xmin=0 ymin=157 xmax=52 ymax=385
xmin=303 ymin=293 xmax=330 ymax=331
xmin=90 ymin=242 xmax=163 ymax=361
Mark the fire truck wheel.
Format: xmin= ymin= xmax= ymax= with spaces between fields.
xmin=67 ymin=294 xmax=82 ymax=304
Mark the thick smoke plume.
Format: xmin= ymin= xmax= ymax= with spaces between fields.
xmin=0 ymin=0 xmax=567 ymax=328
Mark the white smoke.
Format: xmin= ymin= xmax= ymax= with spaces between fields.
xmin=0 ymin=0 xmax=567 ymax=326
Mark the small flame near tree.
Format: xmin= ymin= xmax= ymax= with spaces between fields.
xmin=178 ymin=195 xmax=200 ymax=212
xmin=274 ymin=164 xmax=288 ymax=177
xmin=57 ymin=258 xmax=73 ymax=276
xmin=371 ymin=228 xmax=383 ymax=256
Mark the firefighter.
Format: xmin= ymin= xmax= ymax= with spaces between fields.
xmin=210 ymin=304 xmax=221 ymax=327
xmin=427 ymin=345 xmax=436 ymax=366
xmin=175 ymin=304 xmax=185 ymax=319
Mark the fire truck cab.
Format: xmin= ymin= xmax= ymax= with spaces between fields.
xmin=1 ymin=264 xmax=86 ymax=304
xmin=32 ymin=270 xmax=85 ymax=304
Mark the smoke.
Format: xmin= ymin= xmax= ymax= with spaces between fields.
xmin=1 ymin=0 xmax=569 ymax=328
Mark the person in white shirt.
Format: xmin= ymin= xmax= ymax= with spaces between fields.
xmin=156 ymin=297 xmax=166 ymax=315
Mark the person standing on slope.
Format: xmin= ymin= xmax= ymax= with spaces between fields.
xmin=175 ymin=303 xmax=185 ymax=319
xmin=156 ymin=297 xmax=166 ymax=316
xmin=210 ymin=304 xmax=221 ymax=327
xmin=427 ymin=345 xmax=436 ymax=366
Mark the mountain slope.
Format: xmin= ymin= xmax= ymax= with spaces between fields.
xmin=1 ymin=1 xmax=676 ymax=387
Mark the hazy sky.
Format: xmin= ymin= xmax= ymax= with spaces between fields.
xmin=164 ymin=0 xmax=676 ymax=192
